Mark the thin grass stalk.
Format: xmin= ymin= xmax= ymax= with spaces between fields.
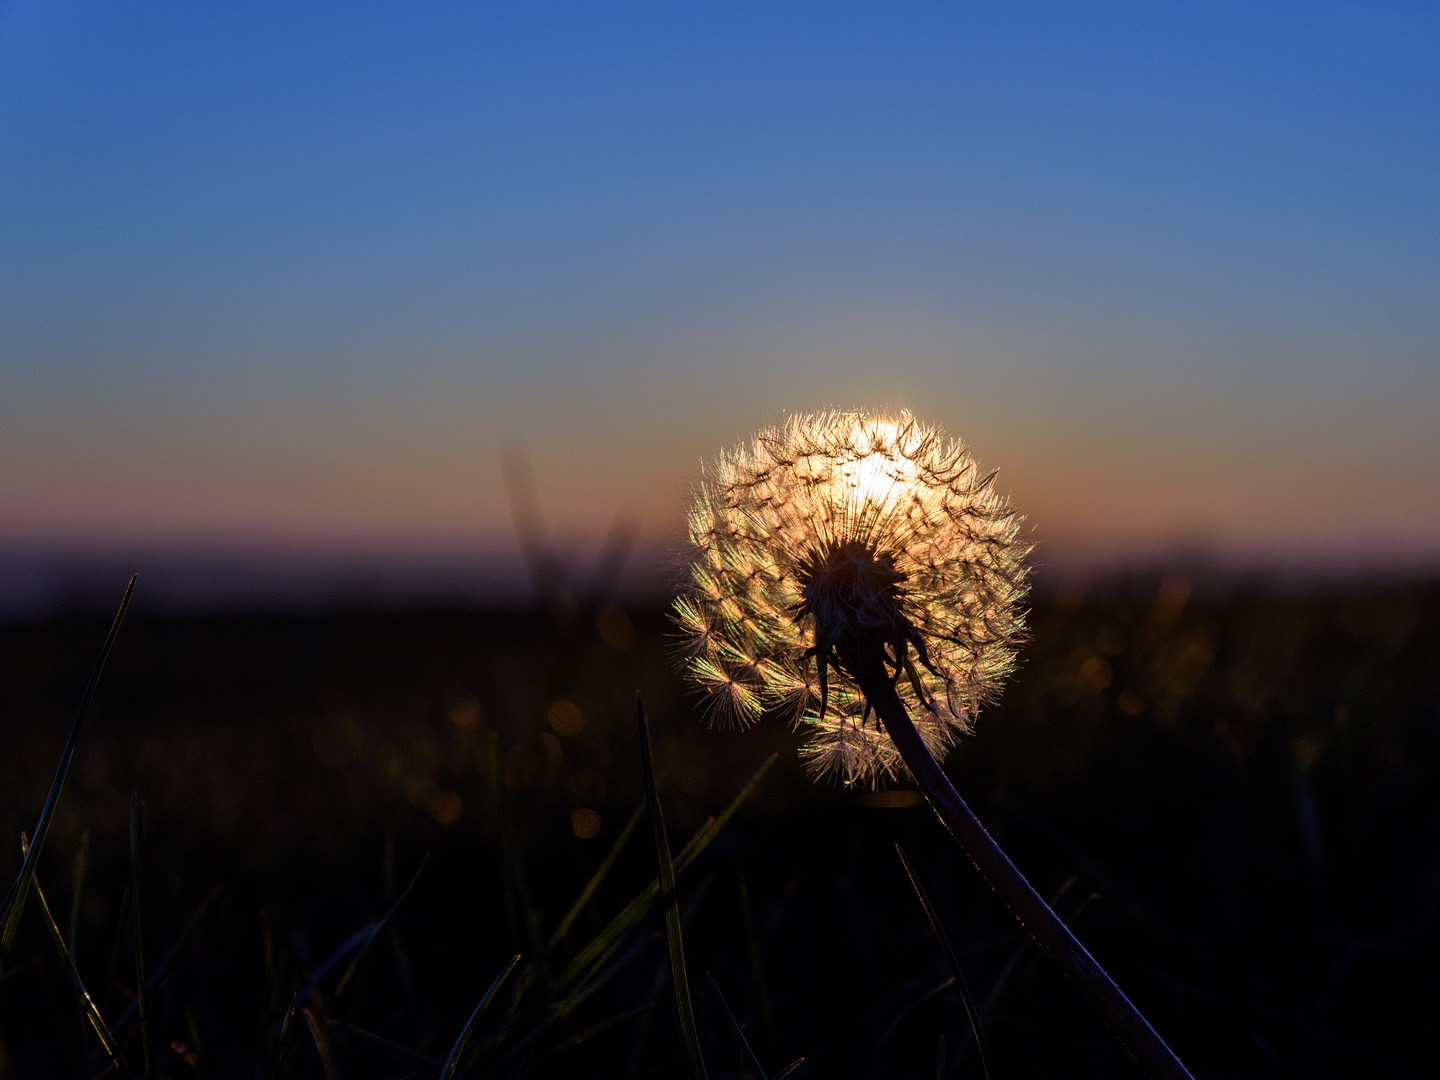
xmin=553 ymin=1001 xmax=658 ymax=1055
xmin=488 ymin=731 xmax=543 ymax=958
xmin=128 ymin=790 xmax=152 ymax=1079
xmin=637 ymin=696 xmax=708 ymax=1080
xmin=267 ymin=994 xmax=299 ymax=1080
xmin=333 ymin=852 xmax=429 ymax=1002
xmin=860 ymin=671 xmax=1193 ymax=1080
xmin=330 ymin=1019 xmax=441 ymax=1070
xmin=878 ymin=977 xmax=955 ymax=1050
xmin=547 ymin=800 xmax=646 ymax=953
xmin=302 ymin=1008 xmax=341 ymax=1080
xmin=439 ymin=953 xmax=520 ymax=1080
xmin=0 ymin=575 xmax=136 ymax=960
xmin=69 ymin=829 xmax=90 ymax=972
xmin=552 ymin=926 xmax=652 ymax=1020
xmin=108 ymin=887 xmax=222 ymax=1040
xmin=20 ymin=836 xmax=134 ymax=1078
xmin=895 ymin=844 xmax=994 ymax=1080
xmin=544 ymin=752 xmax=777 ymax=1000
xmin=734 ymin=863 xmax=774 ymax=1034
xmin=706 ymin=972 xmax=768 ymax=1080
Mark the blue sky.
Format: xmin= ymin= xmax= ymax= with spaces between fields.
xmin=2 ymin=1 xmax=1438 ymax=598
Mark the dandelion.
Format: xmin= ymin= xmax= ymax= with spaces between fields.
xmin=672 ymin=410 xmax=1193 ymax=1080
xmin=673 ymin=409 xmax=1028 ymax=783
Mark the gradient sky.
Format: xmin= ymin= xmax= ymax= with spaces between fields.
xmin=3 ymin=1 xmax=1438 ymax=596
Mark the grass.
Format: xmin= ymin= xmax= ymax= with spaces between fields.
xmin=0 ymin=575 xmax=1437 ymax=1076
xmin=0 ymin=575 xmax=134 ymax=960
xmin=637 ymin=694 xmax=707 ymax=1079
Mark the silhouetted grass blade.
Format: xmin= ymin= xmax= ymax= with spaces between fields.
xmin=303 ymin=1007 xmax=341 ymax=1080
xmin=735 ymin=862 xmax=774 ymax=1033
xmin=772 ymin=1058 xmax=806 ymax=1079
xmin=21 ymin=837 xmax=134 ymax=1078
xmin=299 ymin=924 xmax=375 ymax=1007
xmin=108 ymin=887 xmax=222 ymax=1038
xmin=637 ymin=695 xmax=708 ymax=1080
xmin=706 ymin=971 xmax=767 ymax=1079
xmin=0 ymin=575 xmax=135 ymax=960
xmin=68 ymin=829 xmax=89 ymax=973
xmin=130 ymin=790 xmax=152 ymax=1080
xmin=554 ymin=1001 xmax=658 ymax=1054
xmin=331 ymin=1019 xmax=441 ymax=1070
xmin=545 ymin=752 xmax=777 ymax=1001
xmin=896 ymin=844 xmax=994 ymax=1080
xmin=553 ymin=926 xmax=657 ymax=1019
xmin=878 ymin=977 xmax=955 ymax=1050
xmin=489 ymin=730 xmax=543 ymax=958
xmin=439 ymin=952 xmax=520 ymax=1080
xmin=547 ymin=800 xmax=646 ymax=953
xmin=333 ymin=851 xmax=429 ymax=1002
xmin=267 ymin=994 xmax=298 ymax=1080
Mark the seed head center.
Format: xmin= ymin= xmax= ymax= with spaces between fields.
xmin=797 ymin=541 xmax=908 ymax=654
xmin=797 ymin=541 xmax=945 ymax=719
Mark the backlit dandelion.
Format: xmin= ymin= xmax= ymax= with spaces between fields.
xmin=672 ymin=409 xmax=1030 ymax=785
xmin=671 ymin=409 xmax=1194 ymax=1079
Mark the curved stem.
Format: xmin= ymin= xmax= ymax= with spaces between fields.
xmin=860 ymin=671 xmax=1194 ymax=1080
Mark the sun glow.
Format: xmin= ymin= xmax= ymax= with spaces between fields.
xmin=835 ymin=419 xmax=922 ymax=514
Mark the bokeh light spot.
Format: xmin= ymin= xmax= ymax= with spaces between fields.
xmin=547 ymin=700 xmax=585 ymax=736
xmin=571 ymin=807 xmax=602 ymax=839
xmin=429 ymin=790 xmax=463 ymax=825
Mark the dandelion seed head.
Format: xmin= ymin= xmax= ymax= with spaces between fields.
xmin=671 ymin=410 xmax=1030 ymax=785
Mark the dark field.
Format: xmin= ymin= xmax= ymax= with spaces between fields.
xmin=1 ymin=577 xmax=1437 ymax=1078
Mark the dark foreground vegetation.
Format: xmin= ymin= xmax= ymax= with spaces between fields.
xmin=1 ymin=576 xmax=1437 ymax=1078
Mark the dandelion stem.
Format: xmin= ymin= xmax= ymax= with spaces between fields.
xmin=859 ymin=669 xmax=1193 ymax=1080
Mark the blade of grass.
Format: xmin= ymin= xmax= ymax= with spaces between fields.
xmin=554 ymin=1001 xmax=658 ymax=1055
xmin=105 ymin=884 xmax=130 ymax=1020
xmin=302 ymin=1007 xmax=341 ymax=1080
xmin=129 ymin=791 xmax=152 ymax=1080
xmin=735 ymin=862 xmax=773 ymax=1034
xmin=772 ymin=1059 xmax=806 ymax=1080
xmin=330 ymin=1019 xmax=441 ymax=1070
xmin=553 ymin=870 xmax=715 ymax=1031
xmin=266 ymin=994 xmax=299 ymax=1080
xmin=878 ymin=977 xmax=956 ymax=1049
xmin=545 ymin=751 xmax=777 ymax=1000
xmin=0 ymin=575 xmax=135 ymax=961
xmin=69 ymin=829 xmax=90 ymax=973
xmin=183 ymin=1006 xmax=204 ymax=1068
xmin=546 ymin=801 xmax=645 ymax=953
xmin=896 ymin=845 xmax=994 ymax=1080
xmin=706 ymin=972 xmax=766 ymax=1080
xmin=333 ymin=852 xmax=429 ymax=1002
xmin=298 ymin=924 xmax=374 ymax=1007
xmin=109 ymin=887 xmax=223 ymax=1038
xmin=261 ymin=910 xmax=276 ymax=1010
xmin=503 ymin=819 xmax=543 ymax=959
xmin=499 ymin=934 xmax=651 ymax=1063
xmin=637 ymin=696 xmax=708 ymax=1080
xmin=21 ymin=836 xmax=133 ymax=1079
xmin=553 ymin=929 xmax=656 ymax=1020
xmin=440 ymin=953 xmax=521 ymax=1080
xmin=489 ymin=731 xmax=542 ymax=960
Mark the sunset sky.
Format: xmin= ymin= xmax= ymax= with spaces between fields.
xmin=2 ymin=1 xmax=1437 ymax=605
